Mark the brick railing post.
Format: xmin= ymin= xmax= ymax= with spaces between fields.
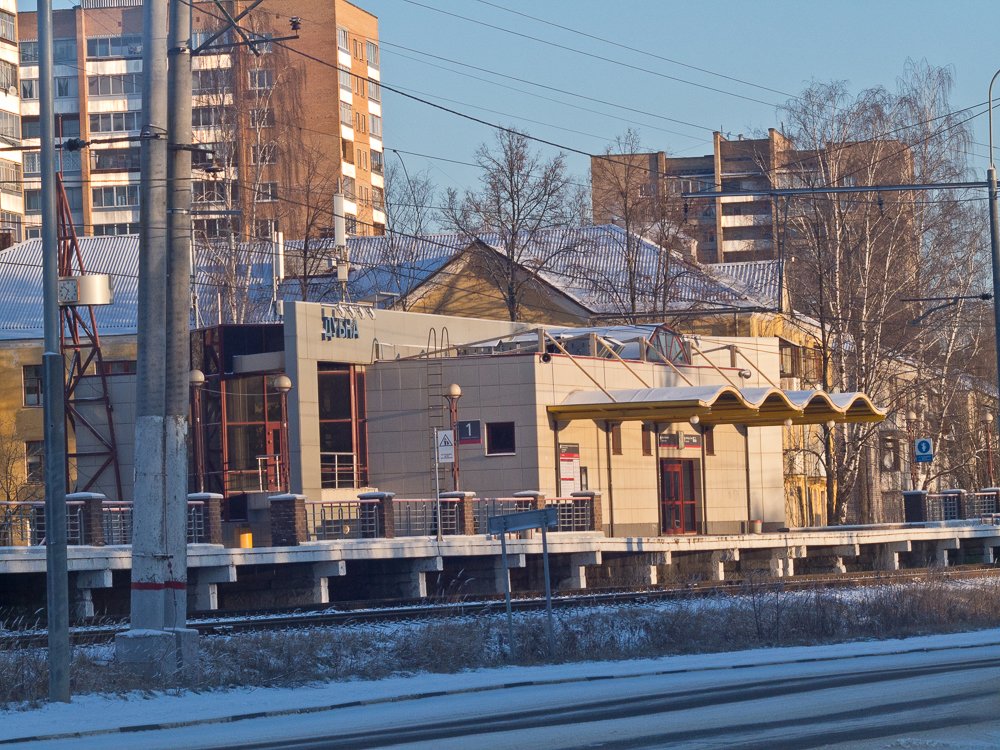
xmin=269 ymin=493 xmax=307 ymax=547
xmin=188 ymin=492 xmax=224 ymax=544
xmin=67 ymin=492 xmax=106 ymax=547
xmin=358 ymin=491 xmax=394 ymax=538
xmin=439 ymin=491 xmax=476 ymax=535
xmin=571 ymin=491 xmax=603 ymax=533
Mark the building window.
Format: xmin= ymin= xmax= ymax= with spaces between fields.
xmin=371 ymin=149 xmax=384 ymax=175
xmin=356 ymin=148 xmax=368 ymax=171
xmin=89 ymin=111 xmax=141 ymax=134
xmin=93 ymin=222 xmax=139 ymax=236
xmin=92 ymin=184 xmax=140 ymax=208
xmin=337 ymin=27 xmax=349 ymax=52
xmin=20 ymin=40 xmax=38 ymax=63
xmin=23 ymin=151 xmax=39 ymax=175
xmin=0 ymin=10 xmax=17 ymax=44
xmin=368 ymin=80 xmax=381 ymax=101
xmin=192 ymin=218 xmax=236 ymax=238
xmin=256 ymin=182 xmax=278 ymax=202
xmin=353 ymin=112 xmax=366 ymax=133
xmin=341 ymin=139 xmax=354 ymax=163
xmin=90 ymin=147 xmax=142 ymax=172
xmin=353 ymin=38 xmax=363 ymax=59
xmin=20 ymin=79 xmax=37 ymax=100
xmin=0 ymin=60 xmax=15 ymax=91
xmin=317 ymin=363 xmax=368 ymax=488
xmin=366 ymin=41 xmax=379 ymax=67
xmin=88 ymin=74 xmax=142 ymax=96
xmin=253 ymin=218 xmax=278 ymax=239
xmin=341 ymin=176 xmax=355 ymax=200
xmin=191 ymin=28 xmax=232 ymax=50
xmin=338 ymin=66 xmax=351 ymax=90
xmin=345 ymin=215 xmax=357 ymax=235
xmin=86 ymin=35 xmax=143 ymax=59
xmin=99 ymin=360 xmax=137 ymax=375
xmin=192 ymin=106 xmax=229 ymax=128
xmin=249 ymin=108 xmax=274 ymax=128
xmin=610 ymin=423 xmax=622 ymax=455
xmin=192 ymin=68 xmax=231 ymax=93
xmin=372 ymin=186 xmax=384 ymax=210
xmin=53 ymin=39 xmax=76 ymax=62
xmin=25 ymin=441 xmax=44 ymax=484
xmin=248 ymin=69 xmax=273 ymax=91
xmin=369 ymin=114 xmax=382 ymax=138
xmin=704 ymin=425 xmax=715 ymax=456
xmin=23 ymin=365 xmax=42 ymax=406
xmin=250 ymin=144 xmax=276 ymax=165
xmin=192 ymin=180 xmax=234 ymax=204
xmin=0 ymin=160 xmax=22 ymax=195
xmin=339 ymin=101 xmax=352 ymax=124
xmin=55 ymin=77 xmax=77 ymax=98
xmin=486 ymin=422 xmax=516 ymax=455
xmin=0 ymin=112 xmax=18 ymax=144
xmin=25 ymin=189 xmax=40 ymax=213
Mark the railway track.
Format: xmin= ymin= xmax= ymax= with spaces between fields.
xmin=3 ymin=564 xmax=997 ymax=649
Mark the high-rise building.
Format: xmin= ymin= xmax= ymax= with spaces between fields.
xmin=0 ymin=0 xmax=22 ymax=246
xmin=16 ymin=0 xmax=384 ymax=241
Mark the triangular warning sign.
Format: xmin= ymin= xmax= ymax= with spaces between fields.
xmin=439 ymin=433 xmax=454 ymax=447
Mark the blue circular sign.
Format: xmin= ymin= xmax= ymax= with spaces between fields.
xmin=916 ymin=439 xmax=932 ymax=454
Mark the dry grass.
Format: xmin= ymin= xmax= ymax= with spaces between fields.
xmin=4 ymin=572 xmax=1000 ymax=708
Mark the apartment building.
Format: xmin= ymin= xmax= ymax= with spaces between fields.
xmin=17 ymin=0 xmax=384 ymax=240
xmin=591 ymin=129 xmax=914 ymax=265
xmin=0 ymin=0 xmax=21 ymax=245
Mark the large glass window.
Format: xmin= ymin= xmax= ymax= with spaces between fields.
xmin=88 ymin=74 xmax=142 ymax=96
xmin=23 ymin=365 xmax=42 ymax=406
xmin=86 ymin=35 xmax=143 ymax=59
xmin=485 ymin=422 xmax=516 ymax=455
xmin=90 ymin=147 xmax=141 ymax=172
xmin=92 ymin=184 xmax=139 ymax=208
xmin=317 ymin=364 xmax=367 ymax=488
xmin=0 ymin=12 xmax=15 ymax=44
xmin=25 ymin=441 xmax=44 ymax=483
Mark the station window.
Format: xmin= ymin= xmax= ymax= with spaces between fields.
xmin=23 ymin=365 xmax=42 ymax=406
xmin=25 ymin=441 xmax=44 ymax=483
xmin=485 ymin=422 xmax=516 ymax=455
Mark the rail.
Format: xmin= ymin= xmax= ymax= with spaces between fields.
xmin=904 ymin=489 xmax=1000 ymax=523
xmin=320 ymin=451 xmax=361 ymax=489
xmin=306 ymin=499 xmax=382 ymax=540
xmin=393 ymin=497 xmax=463 ymax=537
xmin=0 ymin=501 xmax=84 ymax=545
xmin=101 ymin=500 xmax=208 ymax=545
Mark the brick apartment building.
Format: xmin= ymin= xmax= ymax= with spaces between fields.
xmin=16 ymin=0 xmax=384 ymax=241
xmin=591 ymin=129 xmax=914 ymax=265
xmin=0 ymin=0 xmax=22 ymax=246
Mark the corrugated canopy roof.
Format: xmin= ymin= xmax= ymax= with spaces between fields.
xmin=550 ymin=385 xmax=885 ymax=426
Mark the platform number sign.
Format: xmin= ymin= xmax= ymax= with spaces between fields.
xmin=457 ymin=420 xmax=481 ymax=445
xmin=914 ymin=437 xmax=934 ymax=463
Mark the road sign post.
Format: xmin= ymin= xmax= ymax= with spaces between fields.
xmin=914 ymin=437 xmax=934 ymax=464
xmin=487 ymin=507 xmax=558 ymax=658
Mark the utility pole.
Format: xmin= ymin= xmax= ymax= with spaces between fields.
xmin=116 ymin=0 xmax=197 ymax=675
xmin=38 ymin=0 xmax=70 ymax=703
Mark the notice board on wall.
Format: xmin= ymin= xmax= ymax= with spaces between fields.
xmin=559 ymin=443 xmax=581 ymax=495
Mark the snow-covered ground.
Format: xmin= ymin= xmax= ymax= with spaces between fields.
xmin=4 ymin=628 xmax=1000 ymax=749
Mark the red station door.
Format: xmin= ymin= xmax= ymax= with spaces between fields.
xmin=660 ymin=459 xmax=697 ymax=534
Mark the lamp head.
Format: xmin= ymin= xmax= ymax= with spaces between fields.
xmin=447 ymin=383 xmax=462 ymax=400
xmin=271 ymin=373 xmax=293 ymax=393
xmin=189 ymin=369 xmax=205 ymax=388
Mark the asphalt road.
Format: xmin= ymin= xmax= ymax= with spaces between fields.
xmin=16 ymin=642 xmax=1000 ymax=750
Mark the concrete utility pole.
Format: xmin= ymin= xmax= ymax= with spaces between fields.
xmin=38 ymin=0 xmax=70 ymax=703
xmin=988 ymin=69 xmax=1000 ymax=428
xmin=116 ymin=0 xmax=197 ymax=675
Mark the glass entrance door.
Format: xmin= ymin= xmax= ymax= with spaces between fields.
xmin=660 ymin=459 xmax=697 ymax=534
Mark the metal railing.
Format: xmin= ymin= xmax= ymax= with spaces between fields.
xmin=472 ymin=497 xmax=538 ymax=534
xmin=101 ymin=500 xmax=207 ymax=545
xmin=306 ymin=499 xmax=382 ymax=540
xmin=256 ymin=454 xmax=282 ymax=493
xmin=393 ymin=497 xmax=462 ymax=537
xmin=904 ymin=489 xmax=1000 ymax=523
xmin=320 ymin=452 xmax=360 ymax=489
xmin=547 ymin=496 xmax=595 ymax=532
xmin=0 ymin=501 xmax=84 ymax=546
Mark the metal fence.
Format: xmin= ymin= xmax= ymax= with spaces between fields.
xmin=472 ymin=497 xmax=538 ymax=534
xmin=393 ymin=497 xmax=462 ymax=537
xmin=904 ymin=490 xmax=1000 ymax=523
xmin=547 ymin=497 xmax=594 ymax=532
xmin=0 ymin=501 xmax=84 ymax=546
xmin=306 ymin=499 xmax=382 ymax=540
xmin=101 ymin=500 xmax=207 ymax=545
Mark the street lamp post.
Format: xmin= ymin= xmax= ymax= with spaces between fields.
xmin=906 ymin=410 xmax=919 ymax=491
xmin=189 ymin=369 xmax=206 ymax=494
xmin=446 ymin=383 xmax=462 ymax=491
xmin=985 ymin=411 xmax=995 ymax=487
xmin=272 ymin=374 xmax=293 ymax=492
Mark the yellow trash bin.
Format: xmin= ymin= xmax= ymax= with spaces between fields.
xmin=239 ymin=529 xmax=253 ymax=548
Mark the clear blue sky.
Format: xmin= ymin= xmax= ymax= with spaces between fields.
xmin=357 ymin=0 xmax=1000 ymax=196
xmin=23 ymin=0 xmax=1000 ymax=196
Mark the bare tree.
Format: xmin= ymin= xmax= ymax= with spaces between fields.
xmin=777 ymin=63 xmax=985 ymax=523
xmin=443 ymin=128 xmax=580 ymax=321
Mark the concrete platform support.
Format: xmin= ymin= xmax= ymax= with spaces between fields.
xmin=710 ymin=549 xmax=739 ymax=582
xmin=406 ymin=557 xmax=443 ymax=599
xmin=872 ymin=541 xmax=912 ymax=571
xmin=560 ymin=551 xmax=602 ymax=590
xmin=640 ymin=552 xmax=671 ymax=585
xmin=189 ymin=564 xmax=237 ymax=611
xmin=73 ymin=569 xmax=112 ymax=619
xmin=116 ymin=627 xmax=198 ymax=679
xmin=312 ymin=561 xmax=347 ymax=604
xmin=826 ymin=544 xmax=860 ymax=574
xmin=769 ymin=545 xmax=806 ymax=577
xmin=932 ymin=538 xmax=960 ymax=567
xmin=493 ymin=553 xmax=526 ymax=594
